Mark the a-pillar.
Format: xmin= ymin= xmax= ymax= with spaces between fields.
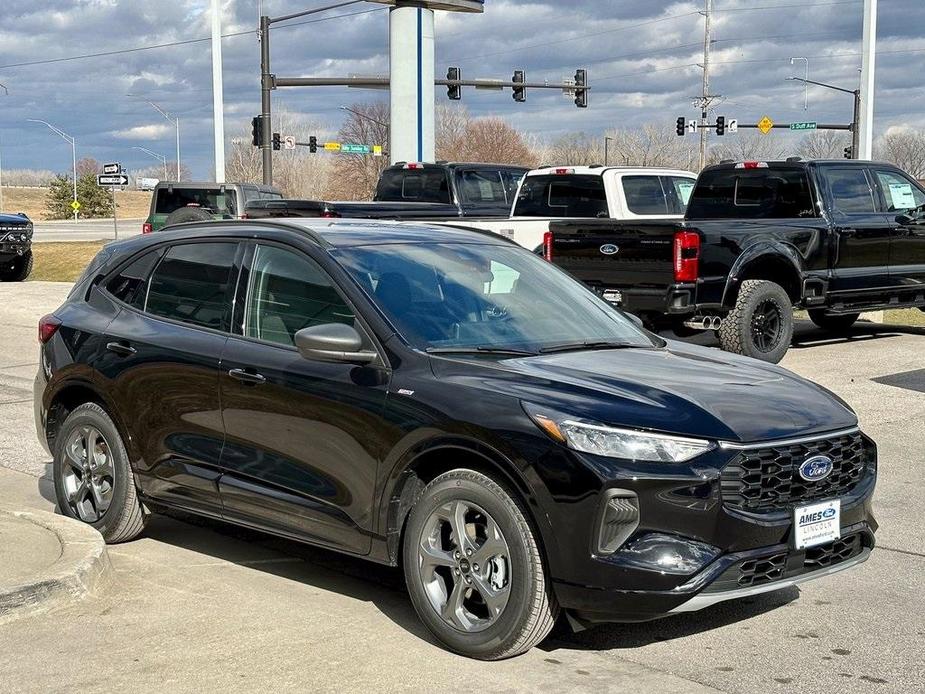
xmin=389 ymin=2 xmax=435 ymax=164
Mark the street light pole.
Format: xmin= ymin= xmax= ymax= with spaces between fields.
xmin=133 ymin=146 xmax=169 ymax=180
xmin=790 ymin=57 xmax=809 ymax=110
xmin=339 ymin=105 xmax=389 ymax=128
xmin=28 ymin=119 xmax=78 ymax=221
xmin=129 ymin=95 xmax=181 ymax=180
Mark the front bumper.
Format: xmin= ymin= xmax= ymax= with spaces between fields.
xmin=539 ymin=429 xmax=878 ymax=623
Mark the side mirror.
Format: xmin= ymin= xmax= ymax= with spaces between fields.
xmin=294 ymin=324 xmax=377 ymax=365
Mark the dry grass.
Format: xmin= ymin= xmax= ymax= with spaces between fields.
xmin=30 ymin=242 xmax=105 ymax=282
xmin=2 ymin=187 xmax=152 ymax=221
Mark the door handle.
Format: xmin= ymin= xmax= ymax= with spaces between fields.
xmin=106 ymin=341 xmax=137 ymax=357
xmin=228 ymin=368 xmax=266 ymax=385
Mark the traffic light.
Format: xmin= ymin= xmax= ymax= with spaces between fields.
xmin=574 ymin=69 xmax=588 ymax=108
xmin=309 ymin=136 xmax=318 ymax=154
xmin=512 ymin=70 xmax=526 ymax=102
xmin=251 ymin=115 xmax=264 ymax=147
xmin=676 ymin=117 xmax=686 ymax=137
xmin=272 ymin=133 xmax=281 ymax=151
xmin=844 ymin=146 xmax=853 ymax=159
xmin=447 ymin=66 xmax=461 ymax=100
xmin=716 ymin=115 xmax=726 ymax=136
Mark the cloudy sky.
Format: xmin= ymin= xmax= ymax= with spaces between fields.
xmin=1 ymin=0 xmax=923 ymax=178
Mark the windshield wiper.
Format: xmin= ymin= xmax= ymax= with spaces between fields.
xmin=538 ymin=340 xmax=642 ymax=354
xmin=425 ymin=346 xmax=538 ymax=357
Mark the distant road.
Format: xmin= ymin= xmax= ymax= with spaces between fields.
xmin=32 ymin=218 xmax=144 ymax=242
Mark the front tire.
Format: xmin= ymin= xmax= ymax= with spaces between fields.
xmin=53 ymin=403 xmax=147 ymax=543
xmin=808 ymin=309 xmax=860 ymax=332
xmin=402 ymin=469 xmax=557 ymax=660
xmin=0 ymin=251 xmax=33 ymax=281
xmin=718 ymin=279 xmax=793 ymax=363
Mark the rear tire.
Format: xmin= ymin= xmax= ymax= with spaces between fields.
xmin=808 ymin=309 xmax=860 ymax=332
xmin=52 ymin=403 xmax=147 ymax=543
xmin=718 ymin=279 xmax=793 ymax=363
xmin=402 ymin=469 xmax=557 ymax=660
xmin=0 ymin=251 xmax=33 ymax=282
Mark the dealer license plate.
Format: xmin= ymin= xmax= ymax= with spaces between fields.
xmin=793 ymin=499 xmax=841 ymax=550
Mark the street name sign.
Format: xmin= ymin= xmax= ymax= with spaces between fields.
xmin=790 ymin=121 xmax=818 ymax=131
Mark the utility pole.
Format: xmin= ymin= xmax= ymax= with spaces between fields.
xmin=211 ymin=0 xmax=226 ymax=182
xmin=858 ymin=0 xmax=877 ymax=160
xmin=0 ymin=82 xmax=7 ymax=212
xmin=699 ymin=0 xmax=713 ymax=171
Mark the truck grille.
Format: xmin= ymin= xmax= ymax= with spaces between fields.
xmin=720 ymin=432 xmax=867 ymax=513
xmin=704 ymin=532 xmax=866 ymax=593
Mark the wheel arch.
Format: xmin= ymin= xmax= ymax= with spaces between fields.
xmin=723 ymin=245 xmax=804 ymax=308
xmin=45 ymin=381 xmax=136 ymax=463
xmin=380 ymin=439 xmax=557 ymax=569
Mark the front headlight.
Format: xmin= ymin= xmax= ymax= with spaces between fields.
xmin=524 ymin=403 xmax=715 ymax=463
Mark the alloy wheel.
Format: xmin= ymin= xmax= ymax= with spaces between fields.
xmin=417 ymin=499 xmax=512 ymax=633
xmin=751 ymin=298 xmax=783 ymax=353
xmin=60 ymin=425 xmax=115 ymax=523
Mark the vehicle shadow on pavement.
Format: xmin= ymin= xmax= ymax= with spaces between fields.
xmin=544 ymin=587 xmax=799 ymax=653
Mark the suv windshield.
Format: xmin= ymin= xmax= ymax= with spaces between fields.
xmin=334 ymin=242 xmax=655 ymax=353
xmin=513 ymin=175 xmax=608 ymax=217
xmin=155 ymin=187 xmax=236 ymax=216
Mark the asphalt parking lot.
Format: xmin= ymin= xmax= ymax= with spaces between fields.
xmin=1 ymin=281 xmax=923 ymax=693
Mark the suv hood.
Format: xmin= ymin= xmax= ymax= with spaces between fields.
xmin=437 ymin=340 xmax=857 ymax=444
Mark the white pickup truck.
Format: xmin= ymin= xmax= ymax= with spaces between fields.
xmin=455 ymin=166 xmax=698 ymax=251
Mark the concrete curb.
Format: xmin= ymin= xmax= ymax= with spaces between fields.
xmin=0 ymin=508 xmax=111 ymax=624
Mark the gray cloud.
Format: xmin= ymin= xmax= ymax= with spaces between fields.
xmin=0 ymin=0 xmax=922 ymax=177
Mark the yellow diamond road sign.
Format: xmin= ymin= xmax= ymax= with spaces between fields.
xmin=70 ymin=200 xmax=81 ymax=211
xmin=758 ymin=116 xmax=774 ymax=135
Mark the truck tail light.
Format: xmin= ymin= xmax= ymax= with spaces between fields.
xmin=142 ymin=222 xmax=153 ymax=234
xmin=543 ymin=231 xmax=554 ymax=262
xmin=673 ymin=230 xmax=700 ymax=283
xmin=553 ymin=168 xmax=575 ymax=175
xmin=38 ymin=314 xmax=61 ymax=344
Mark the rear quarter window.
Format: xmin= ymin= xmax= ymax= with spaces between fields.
xmin=686 ymin=169 xmax=816 ymax=219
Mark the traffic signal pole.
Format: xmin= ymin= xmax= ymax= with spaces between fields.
xmin=259 ymin=14 xmax=273 ymax=185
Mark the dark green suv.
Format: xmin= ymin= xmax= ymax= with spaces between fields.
xmin=143 ymin=182 xmax=282 ymax=234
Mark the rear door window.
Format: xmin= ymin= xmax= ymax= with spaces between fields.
xmin=458 ymin=170 xmax=507 ymax=204
xmin=820 ymin=168 xmax=877 ymax=215
xmin=145 ymin=242 xmax=239 ymax=331
xmin=514 ymin=175 xmax=608 ymax=217
xmin=686 ymin=169 xmax=816 ymax=219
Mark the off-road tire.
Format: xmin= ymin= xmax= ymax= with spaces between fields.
xmin=0 ymin=251 xmax=33 ymax=281
xmin=808 ymin=309 xmax=860 ymax=332
xmin=53 ymin=403 xmax=147 ymax=543
xmin=403 ymin=469 xmax=558 ymax=660
xmin=718 ymin=279 xmax=793 ymax=364
xmin=164 ymin=206 xmax=214 ymax=227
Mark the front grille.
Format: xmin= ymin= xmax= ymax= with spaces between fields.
xmin=721 ymin=432 xmax=867 ymax=513
xmin=704 ymin=532 xmax=866 ymax=593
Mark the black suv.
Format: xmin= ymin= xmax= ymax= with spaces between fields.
xmin=0 ymin=212 xmax=33 ymax=281
xmin=35 ymin=220 xmax=877 ymax=659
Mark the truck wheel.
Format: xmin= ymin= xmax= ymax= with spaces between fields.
xmin=0 ymin=251 xmax=33 ymax=282
xmin=808 ymin=310 xmax=860 ymax=332
xmin=403 ymin=469 xmax=558 ymax=660
xmin=718 ymin=280 xmax=793 ymax=363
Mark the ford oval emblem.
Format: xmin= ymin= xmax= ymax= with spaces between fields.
xmin=799 ymin=455 xmax=834 ymax=482
xmin=600 ymin=244 xmax=619 ymax=255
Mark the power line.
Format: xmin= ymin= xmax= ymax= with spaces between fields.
xmin=0 ymin=7 xmax=385 ymax=71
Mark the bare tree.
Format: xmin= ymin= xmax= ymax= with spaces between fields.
xmin=798 ymin=130 xmax=850 ymax=160
xmin=76 ymin=157 xmax=101 ymax=177
xmin=547 ymin=132 xmax=602 ymax=166
xmin=0 ymin=169 xmax=55 ymax=186
xmin=875 ymin=127 xmax=925 ymax=179
xmin=709 ymin=133 xmax=788 ymax=165
xmin=325 ymin=102 xmax=390 ymax=200
xmin=435 ymin=103 xmax=470 ymax=161
xmin=605 ymin=124 xmax=698 ymax=171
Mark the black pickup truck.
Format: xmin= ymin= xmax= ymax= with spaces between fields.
xmin=0 ymin=212 xmax=34 ymax=281
xmin=245 ymin=161 xmax=528 ymax=220
xmin=545 ymin=159 xmax=925 ymax=362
